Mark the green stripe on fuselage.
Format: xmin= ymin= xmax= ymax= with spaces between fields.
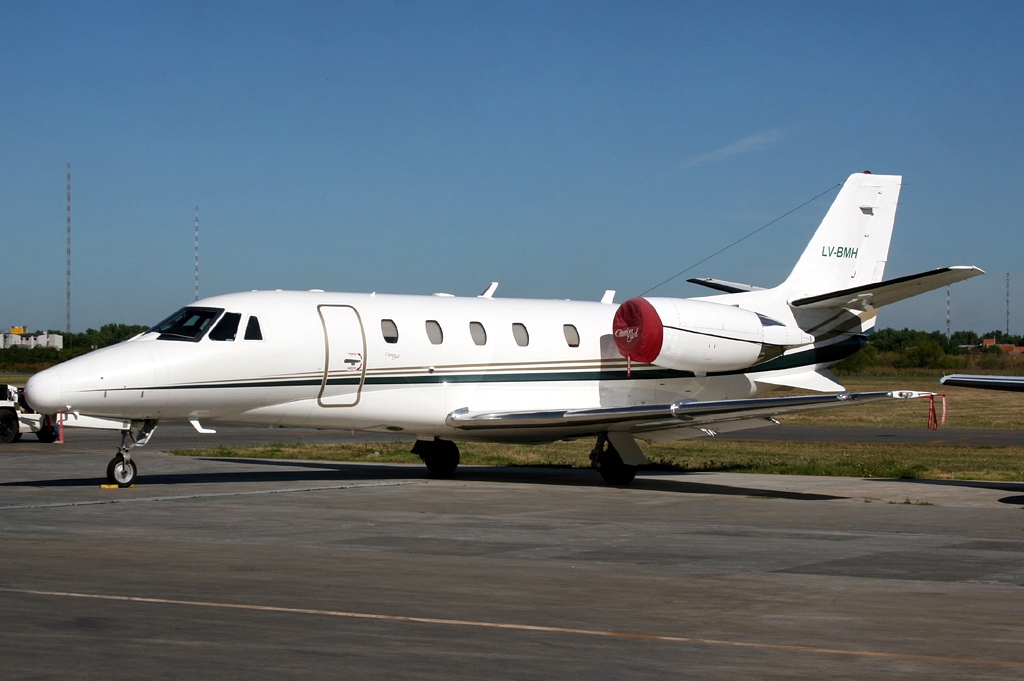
xmin=103 ymin=336 xmax=864 ymax=392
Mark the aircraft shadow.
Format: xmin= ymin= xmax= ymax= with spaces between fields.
xmin=0 ymin=458 xmax=843 ymax=501
xmin=867 ymin=477 xmax=1024 ymax=505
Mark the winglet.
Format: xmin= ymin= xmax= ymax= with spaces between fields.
xmin=479 ymin=282 xmax=499 ymax=298
xmin=601 ymin=290 xmax=616 ymax=304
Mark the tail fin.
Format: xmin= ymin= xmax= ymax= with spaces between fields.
xmin=780 ymin=173 xmax=902 ymax=301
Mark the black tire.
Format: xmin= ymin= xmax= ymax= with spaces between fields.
xmin=107 ymin=454 xmax=138 ymax=487
xmin=413 ymin=438 xmax=460 ymax=477
xmin=0 ymin=409 xmax=18 ymax=444
xmin=597 ymin=447 xmax=637 ymax=486
xmin=13 ymin=432 xmax=23 ymax=443
xmin=36 ymin=425 xmax=58 ymax=443
xmin=599 ymin=462 xmax=637 ymax=486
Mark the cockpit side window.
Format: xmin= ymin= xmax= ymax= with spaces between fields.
xmin=209 ymin=313 xmax=242 ymax=341
xmin=244 ymin=316 xmax=263 ymax=340
xmin=150 ymin=307 xmax=224 ymax=342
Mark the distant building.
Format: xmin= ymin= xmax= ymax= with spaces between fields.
xmin=1 ymin=327 xmax=63 ymax=350
xmin=981 ymin=338 xmax=1024 ymax=354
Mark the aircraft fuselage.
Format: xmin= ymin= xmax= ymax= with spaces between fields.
xmin=26 ymin=290 xmax=771 ymax=441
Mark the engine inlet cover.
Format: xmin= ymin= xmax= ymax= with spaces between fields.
xmin=612 ymin=297 xmax=663 ymax=362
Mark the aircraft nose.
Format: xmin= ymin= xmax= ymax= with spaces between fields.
xmin=24 ymin=370 xmax=63 ymax=414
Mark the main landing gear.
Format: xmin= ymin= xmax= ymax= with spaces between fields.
xmin=590 ymin=433 xmax=637 ymax=486
xmin=107 ymin=420 xmax=158 ymax=487
xmin=413 ymin=438 xmax=460 ymax=477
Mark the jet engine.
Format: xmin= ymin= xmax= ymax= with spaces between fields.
xmin=612 ymin=297 xmax=812 ymax=373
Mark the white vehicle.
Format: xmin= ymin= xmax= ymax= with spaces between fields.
xmin=24 ymin=173 xmax=982 ymax=486
xmin=0 ymin=384 xmax=58 ymax=444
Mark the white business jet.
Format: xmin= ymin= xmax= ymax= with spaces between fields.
xmin=25 ymin=172 xmax=982 ymax=487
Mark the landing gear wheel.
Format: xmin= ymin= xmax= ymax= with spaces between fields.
xmin=591 ymin=436 xmax=637 ymax=486
xmin=598 ymin=456 xmax=637 ymax=486
xmin=0 ymin=410 xmax=18 ymax=444
xmin=36 ymin=425 xmax=57 ymax=443
xmin=412 ymin=439 xmax=461 ymax=477
xmin=107 ymin=454 xmax=137 ymax=487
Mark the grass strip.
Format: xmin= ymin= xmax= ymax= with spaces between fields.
xmin=171 ymin=438 xmax=1024 ymax=482
xmin=778 ymin=377 xmax=1024 ymax=430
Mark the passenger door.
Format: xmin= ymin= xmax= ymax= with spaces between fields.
xmin=317 ymin=305 xmax=366 ymax=407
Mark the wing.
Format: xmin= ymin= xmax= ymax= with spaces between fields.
xmin=790 ymin=266 xmax=983 ymax=310
xmin=940 ymin=374 xmax=1024 ymax=392
xmin=446 ymin=390 xmax=932 ymax=443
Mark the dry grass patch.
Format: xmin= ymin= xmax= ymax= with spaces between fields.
xmin=776 ymin=377 xmax=1024 ymax=429
xmin=0 ymin=373 xmax=32 ymax=388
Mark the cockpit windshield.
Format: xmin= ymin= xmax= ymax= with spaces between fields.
xmin=148 ymin=307 xmax=224 ymax=341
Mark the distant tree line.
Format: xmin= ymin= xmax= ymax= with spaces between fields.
xmin=832 ymin=328 xmax=1024 ymax=375
xmin=0 ymin=323 xmax=149 ymax=372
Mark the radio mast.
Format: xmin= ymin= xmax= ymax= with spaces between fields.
xmin=194 ymin=206 xmax=199 ymax=301
xmin=946 ymin=286 xmax=951 ymax=340
xmin=66 ymin=163 xmax=71 ymax=335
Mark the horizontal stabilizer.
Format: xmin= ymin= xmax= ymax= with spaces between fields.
xmin=940 ymin=374 xmax=1024 ymax=392
xmin=686 ymin=277 xmax=766 ymax=294
xmin=790 ymin=266 xmax=983 ymax=310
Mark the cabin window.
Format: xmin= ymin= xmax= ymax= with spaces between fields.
xmin=150 ymin=306 xmax=223 ymax=342
xmin=512 ymin=323 xmax=529 ymax=347
xmin=469 ymin=321 xmax=487 ymax=346
xmin=563 ymin=324 xmax=580 ymax=347
xmin=425 ymin=320 xmax=443 ymax=345
xmin=244 ymin=316 xmax=263 ymax=340
xmin=209 ymin=312 xmax=242 ymax=341
xmin=381 ymin=319 xmax=399 ymax=344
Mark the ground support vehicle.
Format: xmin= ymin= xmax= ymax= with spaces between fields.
xmin=0 ymin=384 xmax=57 ymax=443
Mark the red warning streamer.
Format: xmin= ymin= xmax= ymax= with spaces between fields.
xmin=927 ymin=394 xmax=946 ymax=431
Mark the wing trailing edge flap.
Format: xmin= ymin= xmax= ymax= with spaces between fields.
xmin=752 ymin=368 xmax=845 ymax=392
xmin=790 ymin=266 xmax=983 ymax=310
xmin=446 ymin=391 xmax=931 ymax=438
xmin=638 ymin=416 xmax=778 ymax=443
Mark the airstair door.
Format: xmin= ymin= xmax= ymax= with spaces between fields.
xmin=317 ymin=305 xmax=366 ymax=407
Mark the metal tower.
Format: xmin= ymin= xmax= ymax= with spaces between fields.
xmin=66 ymin=163 xmax=71 ymax=335
xmin=946 ymin=286 xmax=951 ymax=340
xmin=194 ymin=206 xmax=199 ymax=301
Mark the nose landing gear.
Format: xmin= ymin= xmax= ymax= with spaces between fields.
xmin=106 ymin=420 xmax=158 ymax=487
xmin=107 ymin=454 xmax=137 ymax=486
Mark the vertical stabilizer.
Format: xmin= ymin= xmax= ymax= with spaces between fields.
xmin=781 ymin=173 xmax=902 ymax=301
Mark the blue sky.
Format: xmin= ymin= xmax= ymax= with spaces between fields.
xmin=2 ymin=2 xmax=1022 ymax=334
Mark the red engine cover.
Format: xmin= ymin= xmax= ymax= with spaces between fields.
xmin=612 ymin=297 xmax=664 ymax=363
